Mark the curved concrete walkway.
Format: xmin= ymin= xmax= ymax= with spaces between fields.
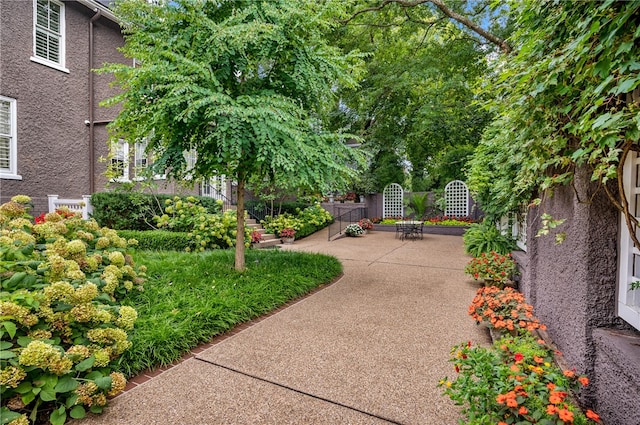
xmin=77 ymin=230 xmax=490 ymax=424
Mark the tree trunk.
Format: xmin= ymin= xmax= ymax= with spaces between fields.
xmin=235 ymin=178 xmax=246 ymax=271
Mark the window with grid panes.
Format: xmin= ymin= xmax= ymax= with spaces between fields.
xmin=184 ymin=150 xmax=197 ymax=175
xmin=134 ymin=141 xmax=148 ymax=178
xmin=109 ymin=140 xmax=129 ymax=182
xmin=33 ymin=0 xmax=65 ymax=69
xmin=0 ymin=97 xmax=19 ymax=179
xmin=618 ymin=151 xmax=640 ymax=331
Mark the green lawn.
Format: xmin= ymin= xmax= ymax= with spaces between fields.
xmin=115 ymin=249 xmax=342 ymax=377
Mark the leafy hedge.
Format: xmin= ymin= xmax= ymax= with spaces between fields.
xmin=90 ymin=192 xmax=223 ymax=231
xmin=155 ymin=197 xmax=250 ymax=251
xmin=0 ymin=196 xmax=145 ymax=425
xmin=261 ymin=204 xmax=333 ymax=239
xmin=116 ymin=230 xmax=192 ymax=251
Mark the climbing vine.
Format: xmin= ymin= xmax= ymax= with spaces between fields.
xmin=468 ymin=1 xmax=640 ymax=235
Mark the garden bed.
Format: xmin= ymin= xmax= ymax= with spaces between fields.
xmin=373 ymin=223 xmax=469 ymax=236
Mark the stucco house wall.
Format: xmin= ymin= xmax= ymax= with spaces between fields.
xmin=518 ymin=166 xmax=640 ymax=425
xmin=0 ymin=0 xmax=199 ymax=216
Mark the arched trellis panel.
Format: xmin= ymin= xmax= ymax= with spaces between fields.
xmin=383 ymin=183 xmax=404 ymax=218
xmin=444 ymin=180 xmax=469 ymax=217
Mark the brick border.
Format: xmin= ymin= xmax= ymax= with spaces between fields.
xmin=120 ymin=273 xmax=344 ymax=394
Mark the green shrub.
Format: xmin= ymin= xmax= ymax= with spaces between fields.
xmin=90 ymin=192 xmax=155 ymax=230
xmin=116 ymin=230 xmax=193 ymax=251
xmin=261 ymin=213 xmax=302 ymax=236
xmin=463 ymin=222 xmax=516 ymax=256
xmin=261 ymin=204 xmax=333 ymax=239
xmin=0 ymin=196 xmax=145 ymax=425
xmin=155 ymin=198 xmax=250 ymax=251
xmin=154 ymin=196 xmax=215 ymax=233
xmin=295 ymin=204 xmax=334 ymax=238
xmin=90 ymin=192 xmax=223 ymax=231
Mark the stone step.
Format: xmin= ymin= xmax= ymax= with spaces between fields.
xmin=252 ymin=238 xmax=282 ymax=249
xmin=246 ymin=218 xmax=257 ymax=225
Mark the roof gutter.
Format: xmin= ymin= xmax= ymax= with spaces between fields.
xmin=76 ymin=0 xmax=118 ymax=23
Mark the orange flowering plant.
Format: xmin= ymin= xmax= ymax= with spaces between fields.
xmin=468 ymin=286 xmax=547 ymax=333
xmin=439 ymin=334 xmax=601 ymax=425
xmin=465 ymin=251 xmax=517 ymax=287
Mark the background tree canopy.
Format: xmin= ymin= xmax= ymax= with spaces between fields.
xmin=327 ymin=0 xmax=502 ymax=192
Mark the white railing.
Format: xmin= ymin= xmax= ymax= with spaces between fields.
xmin=48 ymin=195 xmax=93 ymax=219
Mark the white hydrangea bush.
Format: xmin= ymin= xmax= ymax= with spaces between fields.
xmin=0 ymin=196 xmax=145 ymax=425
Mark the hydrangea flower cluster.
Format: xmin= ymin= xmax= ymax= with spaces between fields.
xmin=261 ymin=204 xmax=333 ymax=239
xmin=0 ymin=196 xmax=144 ymax=424
xmin=155 ymin=196 xmax=251 ymax=251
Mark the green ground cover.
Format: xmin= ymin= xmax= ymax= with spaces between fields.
xmin=116 ymin=249 xmax=342 ymax=377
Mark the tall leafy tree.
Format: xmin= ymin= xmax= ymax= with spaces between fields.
xmin=102 ymin=0 xmax=365 ymax=270
xmin=330 ymin=1 xmax=496 ymax=191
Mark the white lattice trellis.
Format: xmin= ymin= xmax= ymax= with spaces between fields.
xmin=383 ymin=183 xmax=404 ymax=218
xmin=444 ymin=180 xmax=469 ymax=217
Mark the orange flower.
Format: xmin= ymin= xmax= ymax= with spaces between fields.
xmin=510 ymin=364 xmax=520 ymax=372
xmin=547 ymin=382 xmax=556 ymax=391
xmin=586 ymin=409 xmax=600 ymax=422
xmin=518 ymin=406 xmax=528 ymax=415
xmin=558 ymin=408 xmax=574 ymax=422
xmin=578 ymin=376 xmax=589 ymax=386
xmin=506 ymin=398 xmax=518 ymax=408
xmin=549 ymin=391 xmax=564 ymax=404
xmin=533 ymin=355 xmax=544 ymax=364
xmin=563 ymin=370 xmax=575 ymax=378
xmin=496 ymin=394 xmax=507 ymax=404
xmin=546 ymin=404 xmax=558 ymax=415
